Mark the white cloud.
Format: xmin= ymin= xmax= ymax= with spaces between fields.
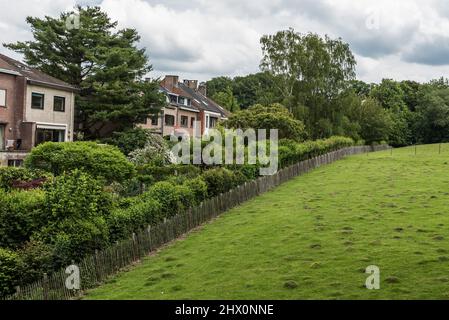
xmin=3 ymin=0 xmax=449 ymax=82
xmin=0 ymin=0 xmax=77 ymax=59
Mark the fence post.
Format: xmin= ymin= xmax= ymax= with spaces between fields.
xmin=132 ymin=232 xmax=137 ymax=260
xmin=147 ymin=225 xmax=152 ymax=251
xmin=43 ymin=273 xmax=49 ymax=300
xmin=94 ymin=250 xmax=100 ymax=282
xmin=15 ymin=286 xmax=20 ymax=299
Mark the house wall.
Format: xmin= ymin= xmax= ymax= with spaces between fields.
xmin=24 ymin=84 xmax=75 ymax=142
xmin=176 ymin=108 xmax=199 ymax=137
xmin=139 ymin=112 xmax=163 ymax=133
xmin=162 ymin=107 xmax=177 ymax=136
xmin=202 ymin=110 xmax=222 ymax=135
xmin=0 ymin=73 xmax=26 ymax=149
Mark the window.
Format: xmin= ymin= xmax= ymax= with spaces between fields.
xmin=180 ymin=115 xmax=188 ymax=127
xmin=0 ymin=89 xmax=6 ymax=107
xmin=165 ymin=114 xmax=175 ymax=126
xmin=190 ymin=117 xmax=195 ymax=128
xmin=31 ymin=93 xmax=44 ymax=109
xmin=205 ymin=115 xmax=210 ymax=129
xmin=35 ymin=129 xmax=65 ymax=146
xmin=210 ymin=116 xmax=218 ymax=128
xmin=8 ymin=159 xmax=23 ymax=167
xmin=53 ymin=96 xmax=65 ymax=112
xmin=169 ymin=95 xmax=177 ymax=104
xmin=151 ymin=116 xmax=158 ymax=125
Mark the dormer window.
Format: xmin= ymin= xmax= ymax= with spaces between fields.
xmin=178 ymin=97 xmax=185 ymax=105
xmin=169 ymin=95 xmax=177 ymax=104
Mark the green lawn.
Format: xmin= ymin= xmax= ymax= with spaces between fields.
xmin=85 ymin=144 xmax=449 ymax=299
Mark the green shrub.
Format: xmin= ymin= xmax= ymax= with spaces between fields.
xmin=107 ymin=198 xmax=162 ymax=242
xmin=226 ymin=164 xmax=259 ymax=181
xmin=143 ymin=181 xmax=195 ymax=216
xmin=18 ymin=239 xmax=54 ymax=284
xmin=0 ymin=167 xmax=50 ymax=191
xmin=137 ymin=164 xmax=201 ymax=183
xmin=278 ymin=136 xmax=354 ymax=167
xmin=202 ymin=168 xmax=237 ymax=197
xmin=175 ymin=185 xmax=196 ymax=209
xmin=24 ymin=141 xmax=135 ymax=183
xmin=110 ymin=177 xmax=145 ymax=197
xmin=0 ymin=248 xmax=22 ymax=297
xmin=128 ymin=133 xmax=172 ymax=166
xmin=36 ymin=170 xmax=112 ymax=264
xmin=102 ymin=127 xmax=150 ymax=155
xmin=0 ymin=189 xmax=45 ymax=249
xmin=183 ymin=177 xmax=208 ymax=204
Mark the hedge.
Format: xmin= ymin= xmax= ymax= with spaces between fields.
xmin=142 ymin=181 xmax=196 ymax=217
xmin=0 ymin=189 xmax=45 ymax=249
xmin=0 ymin=167 xmax=50 ymax=191
xmin=137 ymin=164 xmax=201 ymax=183
xmin=24 ymin=141 xmax=135 ymax=183
xmin=0 ymin=248 xmax=22 ymax=297
xmin=107 ymin=198 xmax=162 ymax=242
xmin=278 ymin=136 xmax=354 ymax=167
xmin=202 ymin=168 xmax=240 ymax=197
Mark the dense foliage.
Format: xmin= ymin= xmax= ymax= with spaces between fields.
xmin=224 ymin=103 xmax=306 ymax=141
xmin=25 ymin=142 xmax=135 ymax=183
xmin=0 ymin=189 xmax=45 ymax=249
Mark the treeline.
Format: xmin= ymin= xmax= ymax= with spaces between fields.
xmin=208 ymin=29 xmax=449 ymax=146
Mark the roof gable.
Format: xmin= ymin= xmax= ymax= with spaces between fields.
xmin=0 ymin=53 xmax=77 ymax=92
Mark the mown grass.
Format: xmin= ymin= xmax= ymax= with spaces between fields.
xmin=85 ymin=144 xmax=449 ymax=299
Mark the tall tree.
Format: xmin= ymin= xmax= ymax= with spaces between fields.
xmin=4 ymin=6 xmax=166 ymax=139
xmin=205 ymin=76 xmax=233 ymax=98
xmin=232 ymin=72 xmax=283 ymax=109
xmin=211 ymin=87 xmax=240 ymax=112
xmin=259 ymin=29 xmax=356 ymax=137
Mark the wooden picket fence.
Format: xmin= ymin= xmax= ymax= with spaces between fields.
xmin=3 ymin=144 xmax=390 ymax=300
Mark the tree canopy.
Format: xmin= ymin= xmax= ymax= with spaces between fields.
xmin=4 ymin=6 xmax=166 ymax=139
xmin=224 ymin=103 xmax=307 ymax=141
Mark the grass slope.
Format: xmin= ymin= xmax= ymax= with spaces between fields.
xmin=86 ymin=144 xmax=449 ymax=299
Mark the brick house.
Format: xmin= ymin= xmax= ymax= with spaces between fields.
xmin=140 ymin=75 xmax=228 ymax=137
xmin=0 ymin=53 xmax=77 ymax=166
xmin=179 ymin=79 xmax=229 ymax=135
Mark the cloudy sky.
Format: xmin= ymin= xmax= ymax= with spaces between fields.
xmin=2 ymin=0 xmax=449 ymax=83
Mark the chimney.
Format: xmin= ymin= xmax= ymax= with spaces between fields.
xmin=198 ymin=82 xmax=207 ymax=96
xmin=162 ymin=75 xmax=179 ymax=90
xmin=183 ymin=79 xmax=198 ymax=90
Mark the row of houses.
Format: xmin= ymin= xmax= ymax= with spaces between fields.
xmin=140 ymin=75 xmax=229 ymax=137
xmin=0 ymin=53 xmax=228 ymax=166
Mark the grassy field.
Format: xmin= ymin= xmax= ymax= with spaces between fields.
xmin=85 ymin=144 xmax=449 ymax=300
